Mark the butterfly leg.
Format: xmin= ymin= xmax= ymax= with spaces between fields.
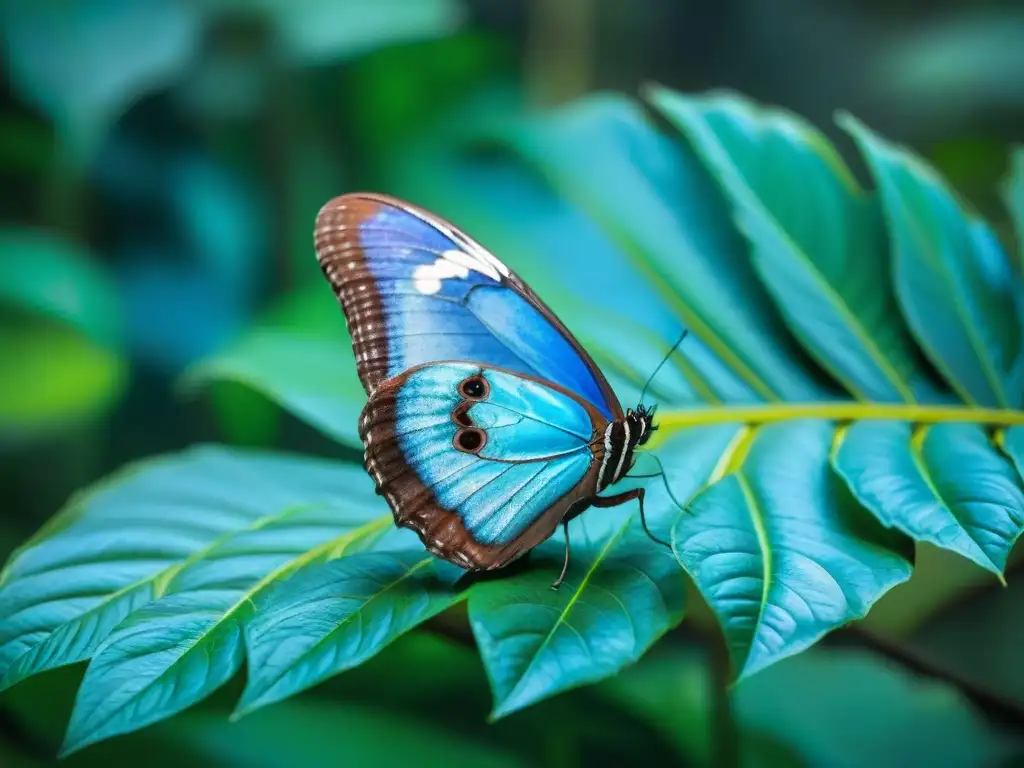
xmin=550 ymin=520 xmax=571 ymax=591
xmin=591 ymin=488 xmax=672 ymax=550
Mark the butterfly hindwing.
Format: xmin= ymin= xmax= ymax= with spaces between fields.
xmin=315 ymin=193 xmax=621 ymax=421
xmin=359 ymin=362 xmax=607 ymax=569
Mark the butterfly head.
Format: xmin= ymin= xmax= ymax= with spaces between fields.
xmin=626 ymin=403 xmax=658 ymax=447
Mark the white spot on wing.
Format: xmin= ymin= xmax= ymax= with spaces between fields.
xmin=443 ymin=248 xmax=500 ymax=281
xmin=412 ymin=248 xmax=505 ymax=294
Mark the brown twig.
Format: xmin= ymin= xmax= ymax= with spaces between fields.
xmin=424 ymin=604 xmax=1024 ymax=732
xmin=826 ymin=625 xmax=1024 ymax=730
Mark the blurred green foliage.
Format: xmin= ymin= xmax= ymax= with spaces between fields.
xmin=2 ymin=1 xmax=1024 ymax=766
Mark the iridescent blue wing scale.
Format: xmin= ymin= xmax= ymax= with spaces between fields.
xmin=359 ymin=362 xmax=607 ymax=569
xmin=313 ymin=193 xmax=622 ymax=421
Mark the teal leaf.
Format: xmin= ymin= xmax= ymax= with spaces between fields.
xmin=0 ymin=324 xmax=127 ymax=443
xmin=0 ymin=0 xmax=202 ymax=163
xmin=672 ymin=420 xmax=913 ymax=679
xmin=60 ymin=591 xmax=246 ymax=756
xmin=1001 ymin=426 xmax=1024 ymax=479
xmin=834 ymin=421 xmax=1024 ymax=578
xmin=59 ymin=503 xmax=394 ymax=755
xmin=840 ymin=114 xmax=1024 ymax=408
xmin=235 ymin=550 xmax=464 ymax=717
xmin=0 ymin=446 xmax=383 ymax=695
xmin=503 ymin=93 xmax=833 ymax=402
xmin=647 ymin=88 xmax=933 ymax=404
xmin=468 ymin=504 xmax=686 ymax=720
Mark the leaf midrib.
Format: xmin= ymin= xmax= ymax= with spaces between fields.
xmin=679 ymin=110 xmax=916 ymax=404
xmin=0 ymin=502 xmax=339 ymax=690
xmin=235 ymin=555 xmax=435 ymax=715
xmin=908 ymin=426 xmax=1003 ymax=577
xmin=840 ymin=116 xmax=1011 ymax=408
xmin=652 ymin=402 xmax=1024 ymax=441
xmin=510 ymin=147 xmax=782 ymax=402
xmin=900 ymin=198 xmax=1008 ymax=408
xmin=735 ymin=473 xmax=772 ymax=676
xmin=62 ymin=515 xmax=392 ymax=753
xmin=495 ymin=515 xmax=634 ymax=713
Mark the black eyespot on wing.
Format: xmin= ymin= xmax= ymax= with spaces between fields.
xmin=452 ymin=403 xmax=474 ymax=427
xmin=455 ymin=428 xmax=486 ymax=453
xmin=459 ymin=375 xmax=488 ymax=400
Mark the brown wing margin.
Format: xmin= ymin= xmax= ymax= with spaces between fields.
xmin=313 ymin=194 xmax=393 ymax=396
xmin=313 ymin=192 xmax=624 ymax=418
xmin=359 ymin=372 xmax=606 ymax=571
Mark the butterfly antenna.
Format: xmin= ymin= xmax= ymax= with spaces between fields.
xmin=638 ymin=328 xmax=689 ymax=406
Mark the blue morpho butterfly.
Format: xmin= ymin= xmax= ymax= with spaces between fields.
xmin=314 ymin=193 xmax=685 ymax=589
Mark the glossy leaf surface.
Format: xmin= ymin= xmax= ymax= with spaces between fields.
xmin=834 ymin=421 xmax=1024 ymax=577
xmin=506 ymin=94 xmax=830 ymax=403
xmin=236 ymin=550 xmax=463 ymax=716
xmin=648 ymin=89 xmax=931 ymax=403
xmin=0 ymin=445 xmax=446 ymax=753
xmin=672 ymin=420 xmax=913 ymax=677
xmin=841 ymin=114 xmax=1024 ymax=408
xmin=468 ymin=504 xmax=686 ymax=719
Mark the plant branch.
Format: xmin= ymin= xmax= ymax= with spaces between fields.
xmin=826 ymin=625 xmax=1024 ymax=730
xmin=653 ymin=403 xmax=1024 ymax=435
xmin=424 ymin=608 xmax=1024 ymax=732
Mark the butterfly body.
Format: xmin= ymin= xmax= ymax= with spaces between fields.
xmin=315 ymin=193 xmax=658 ymax=576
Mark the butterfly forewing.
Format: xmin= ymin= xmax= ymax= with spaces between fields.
xmin=313 ymin=193 xmax=622 ymax=421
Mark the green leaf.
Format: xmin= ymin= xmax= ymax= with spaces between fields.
xmin=0 ymin=0 xmax=202 ymax=163
xmin=646 ymin=88 xmax=933 ymax=404
xmin=503 ymin=93 xmax=833 ymax=403
xmin=235 ymin=550 xmax=464 ymax=717
xmin=468 ymin=504 xmax=686 ymax=720
xmin=0 ymin=324 xmax=127 ymax=442
xmin=834 ymin=422 xmax=1024 ymax=578
xmin=0 ymin=446 xmax=388 ymax=714
xmin=672 ymin=420 xmax=913 ymax=679
xmin=0 ymin=229 xmax=127 ymax=441
xmin=840 ymin=113 xmax=1024 ymax=408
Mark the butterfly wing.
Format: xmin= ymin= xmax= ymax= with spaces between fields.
xmin=360 ymin=361 xmax=608 ymax=569
xmin=314 ymin=192 xmax=622 ymax=421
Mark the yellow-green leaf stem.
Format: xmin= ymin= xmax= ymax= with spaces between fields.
xmin=652 ymin=403 xmax=1024 ymax=442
